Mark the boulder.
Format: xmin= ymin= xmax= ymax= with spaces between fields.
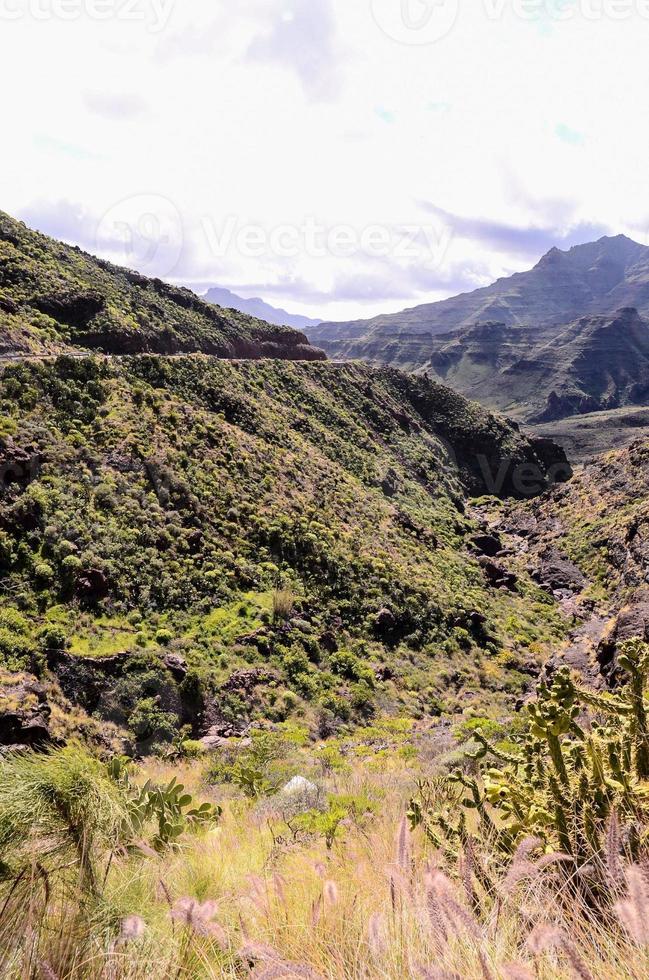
xmin=380 ymin=469 xmax=400 ymax=497
xmin=532 ymin=548 xmax=585 ymax=592
xmin=76 ymin=567 xmax=110 ymax=601
xmin=0 ymin=440 xmax=42 ymax=489
xmin=597 ymin=590 xmax=649 ymax=686
xmin=281 ymin=775 xmax=318 ymax=797
xmin=272 ymin=775 xmax=322 ymax=815
xmin=478 ymin=557 xmax=517 ymax=591
xmin=319 ymin=629 xmax=339 ymax=654
xmin=164 ymin=654 xmax=188 ymax=681
xmin=470 ymin=533 xmax=502 ymax=557
xmin=46 ymin=650 xmax=129 ymax=712
xmin=221 ymin=668 xmax=279 ymax=693
xmin=198 ymin=725 xmax=252 ymax=752
xmin=375 ymin=608 xmax=395 ymax=634
xmin=0 ymin=674 xmax=54 ymax=750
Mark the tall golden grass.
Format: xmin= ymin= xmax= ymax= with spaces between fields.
xmin=1 ymin=757 xmax=648 ymax=978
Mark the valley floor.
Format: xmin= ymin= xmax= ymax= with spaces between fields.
xmin=527 ymin=406 xmax=649 ymax=465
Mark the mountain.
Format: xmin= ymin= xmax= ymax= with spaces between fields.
xmin=204 ymin=285 xmax=321 ymax=332
xmin=307 ymin=235 xmax=649 ymax=363
xmin=0 ymin=211 xmax=324 ymax=361
xmin=417 ymin=307 xmax=649 ymax=424
xmin=0 ymin=208 xmax=574 ymax=750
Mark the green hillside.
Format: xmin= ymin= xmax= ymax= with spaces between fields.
xmin=0 ymin=353 xmax=570 ymax=750
xmin=0 ymin=211 xmax=322 ymax=360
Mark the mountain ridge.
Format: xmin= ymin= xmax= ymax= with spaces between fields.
xmin=304 ymin=235 xmax=649 ymax=435
xmin=306 ymin=234 xmax=649 ymax=352
xmin=0 ymin=211 xmax=325 ymax=362
xmin=413 ymin=306 xmax=649 ymax=424
xmin=203 ymin=285 xmax=321 ymax=332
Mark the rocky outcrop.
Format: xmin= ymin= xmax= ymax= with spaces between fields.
xmin=47 ymin=651 xmax=130 ymax=713
xmin=0 ymin=440 xmax=42 ymax=489
xmin=478 ymin=557 xmax=517 ymax=591
xmin=200 ymin=668 xmax=282 ymax=740
xmin=33 ymin=291 xmax=105 ymax=328
xmin=75 ymin=325 xmax=326 ymax=362
xmin=470 ymin=533 xmax=503 ymax=557
xmin=532 ymin=547 xmax=586 ymax=593
xmin=0 ymin=209 xmax=326 ymax=363
xmin=597 ymin=591 xmax=649 ymax=687
xmin=0 ymin=674 xmax=54 ymax=751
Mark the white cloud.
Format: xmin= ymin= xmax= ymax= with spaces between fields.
xmin=83 ymin=90 xmax=148 ymax=120
xmin=2 ymin=1 xmax=649 ymax=320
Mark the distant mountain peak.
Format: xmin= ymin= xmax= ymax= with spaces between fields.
xmin=536 ymin=234 xmax=646 ymax=267
xmin=204 ymin=286 xmax=321 ymax=332
xmin=535 ymin=245 xmax=565 ymax=267
xmin=307 ymin=232 xmax=649 ymax=355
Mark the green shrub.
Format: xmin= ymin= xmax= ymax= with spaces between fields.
xmin=107 ymin=758 xmax=220 ymax=851
xmin=0 ymin=746 xmax=130 ymax=896
xmin=0 ymin=608 xmax=36 ymax=670
xmin=39 ymin=625 xmax=68 ymax=652
xmin=129 ymin=697 xmax=179 ymax=750
xmin=272 ymin=587 xmax=294 ymax=623
xmin=295 ymin=792 xmax=377 ymax=849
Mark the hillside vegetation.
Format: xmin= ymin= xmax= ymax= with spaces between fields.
xmin=0 ymin=353 xmax=571 ymax=752
xmin=0 ymin=211 xmax=322 ymax=360
xmin=5 ymin=215 xmax=649 ymax=980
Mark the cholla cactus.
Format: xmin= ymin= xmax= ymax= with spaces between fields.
xmin=410 ymin=642 xmax=649 ymax=869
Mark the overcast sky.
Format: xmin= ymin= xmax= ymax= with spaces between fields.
xmin=3 ymin=0 xmax=649 ymax=321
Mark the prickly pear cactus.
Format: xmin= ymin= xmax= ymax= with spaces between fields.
xmin=409 ymin=643 xmax=649 ymax=866
xmin=108 ymin=758 xmax=221 ymax=851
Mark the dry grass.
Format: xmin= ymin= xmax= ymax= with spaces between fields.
xmin=2 ymin=757 xmax=649 ymax=979
xmin=272 ymin=588 xmax=295 ymax=625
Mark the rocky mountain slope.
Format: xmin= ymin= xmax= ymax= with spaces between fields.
xmin=5 ymin=209 xmax=648 ymax=767
xmin=473 ymin=439 xmax=649 ymax=690
xmin=417 ymin=306 xmax=649 ymax=424
xmin=204 ymin=286 xmax=321 ymax=332
xmin=308 ymin=235 xmax=649 ymax=358
xmin=0 ymin=211 xmax=323 ymax=361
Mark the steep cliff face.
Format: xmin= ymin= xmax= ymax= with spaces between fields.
xmin=404 ymin=307 xmax=649 ymax=425
xmin=0 ymin=211 xmax=325 ymax=362
xmin=487 ymin=439 xmax=649 ymax=688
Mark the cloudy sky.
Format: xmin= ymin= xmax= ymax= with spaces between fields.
xmin=3 ymin=0 xmax=649 ymax=321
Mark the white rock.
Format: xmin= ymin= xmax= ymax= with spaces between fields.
xmin=281 ymin=775 xmax=318 ymax=796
